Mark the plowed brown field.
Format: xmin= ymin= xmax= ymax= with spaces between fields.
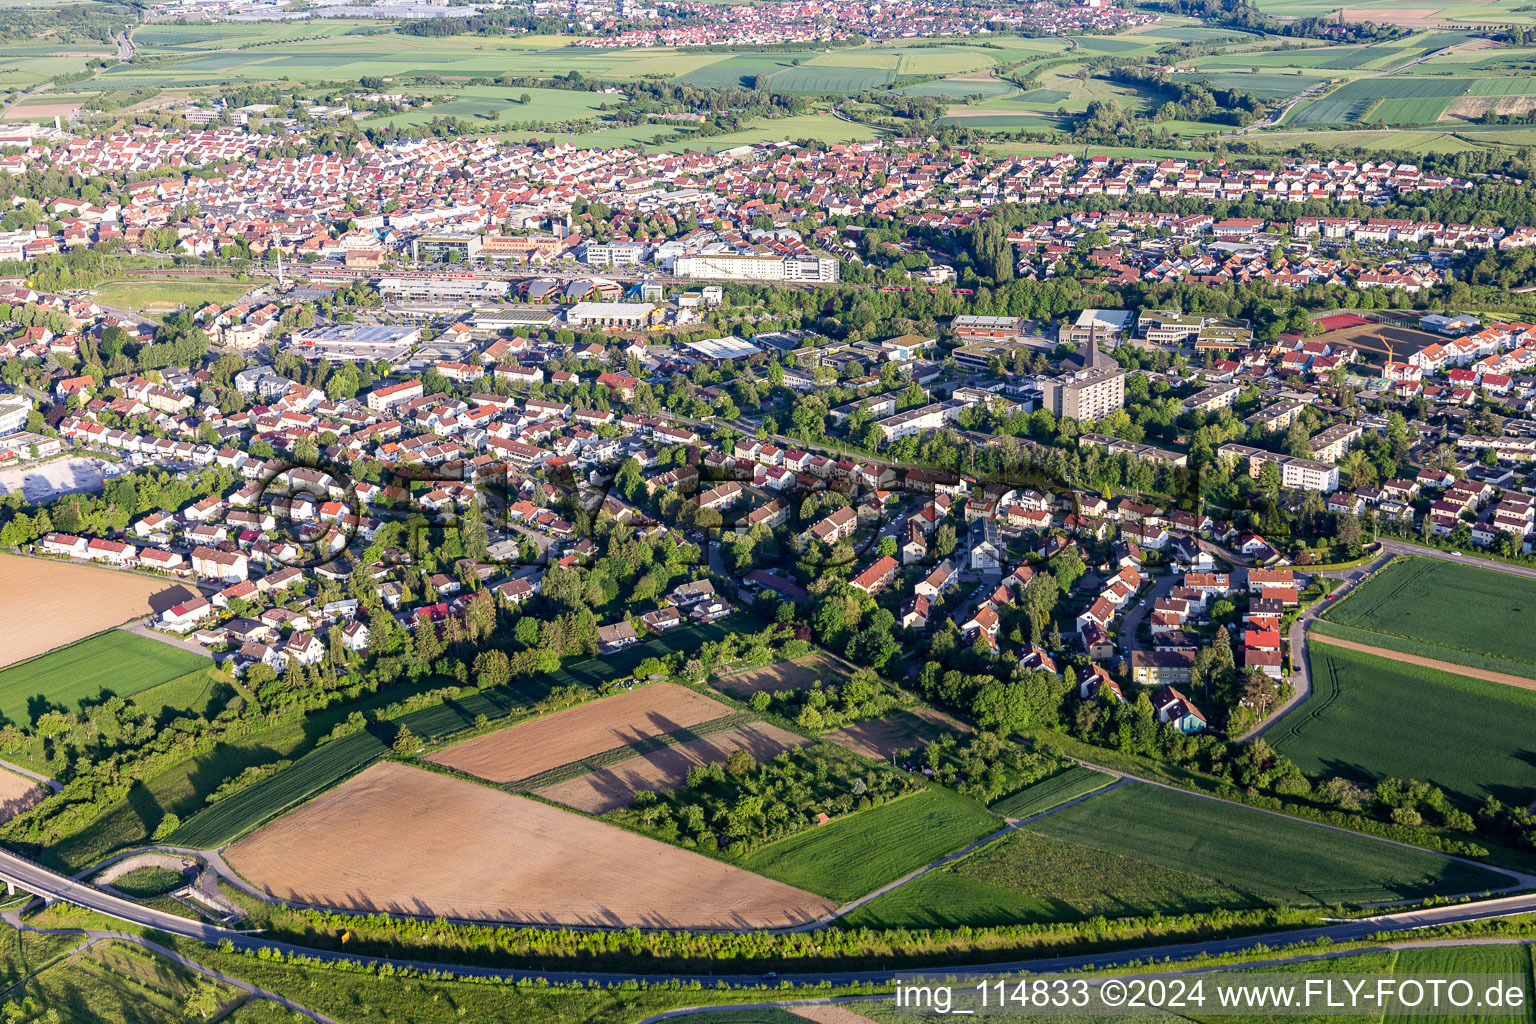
xmin=426 ymin=682 xmax=734 ymax=783
xmin=536 ymin=722 xmax=812 ymax=813
xmin=0 ymin=554 xmax=198 ymax=667
xmin=225 ymin=762 xmax=834 ymax=929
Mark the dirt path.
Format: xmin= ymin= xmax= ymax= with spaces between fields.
xmin=1310 ymin=634 xmax=1536 ymax=693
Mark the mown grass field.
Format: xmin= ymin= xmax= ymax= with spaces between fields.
xmin=0 ymin=631 xmax=207 ymax=730
xmin=840 ymin=824 xmax=1256 ymax=928
xmin=1321 ymin=556 xmax=1536 ymax=668
xmin=989 ymin=765 xmax=1115 ymax=818
xmin=1281 ymin=644 xmax=1536 ymax=806
xmin=1028 ymin=783 xmax=1512 ymax=904
xmin=91 ymin=280 xmax=255 ymax=312
xmin=741 ymin=786 xmax=1001 ymax=902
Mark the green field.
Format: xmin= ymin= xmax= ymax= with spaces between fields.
xmin=988 ymin=765 xmax=1115 ymax=819
xmin=91 ymin=280 xmax=256 ymax=312
xmin=1293 ymin=78 xmax=1473 ymax=125
xmin=1027 ymin=783 xmax=1512 ymax=905
xmin=1321 ymin=556 xmax=1536 ymax=669
xmin=0 ymin=631 xmax=208 ymax=730
xmin=841 ymin=823 xmax=1255 ymax=928
xmin=741 ymin=786 xmax=1001 ymax=902
xmin=1281 ymin=643 xmax=1536 ymax=806
xmin=108 ymin=864 xmax=185 ymax=898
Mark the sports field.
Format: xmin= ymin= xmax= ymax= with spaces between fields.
xmin=0 ymin=631 xmax=207 ymax=730
xmin=1321 ymin=556 xmax=1536 ymax=670
xmin=89 ymin=280 xmax=258 ymax=313
xmin=1027 ymin=783 xmax=1512 ymax=904
xmin=741 ymin=786 xmax=1001 ymax=902
xmin=1281 ymin=644 xmax=1536 ymax=806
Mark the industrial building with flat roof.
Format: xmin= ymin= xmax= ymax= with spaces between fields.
xmin=282 ymin=325 xmax=421 ymax=363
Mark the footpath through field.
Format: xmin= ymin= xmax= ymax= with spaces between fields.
xmin=1310 ymin=633 xmax=1536 ymax=694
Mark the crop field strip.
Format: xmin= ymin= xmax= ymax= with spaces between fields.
xmin=509 ymin=710 xmax=760 ymax=791
xmin=1026 ymin=782 xmax=1514 ymax=905
xmin=1281 ymin=642 xmax=1536 ymax=806
xmin=741 ymin=786 xmax=1003 ymax=902
xmin=1320 ymin=556 xmax=1536 ymax=667
xmin=1311 ymin=619 xmax=1536 ymax=680
xmin=988 ymin=764 xmax=1116 ymax=819
xmin=537 ymin=722 xmax=814 ymax=814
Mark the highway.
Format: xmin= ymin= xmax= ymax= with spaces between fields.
xmin=2 ymin=843 xmax=1536 ymax=988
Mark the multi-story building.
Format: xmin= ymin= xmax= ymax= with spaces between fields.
xmin=1058 ymin=309 xmax=1136 ymax=347
xmin=1039 ymin=365 xmax=1125 ymax=421
xmin=1219 ymin=443 xmax=1340 ymax=492
xmin=1182 ymin=382 xmax=1240 ymax=415
xmin=673 ymin=251 xmax=839 ymax=283
xmin=1310 ymin=422 xmax=1363 ymax=463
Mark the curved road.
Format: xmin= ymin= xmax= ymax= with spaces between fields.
xmin=1 ymin=832 xmax=1534 ymax=989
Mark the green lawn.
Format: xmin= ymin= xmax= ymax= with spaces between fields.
xmin=989 ymin=765 xmax=1115 ymax=819
xmin=1026 ymin=782 xmax=1513 ymax=905
xmin=1280 ymin=643 xmax=1536 ymax=807
xmin=91 ymin=280 xmax=256 ymax=312
xmin=1321 ymin=556 xmax=1536 ymax=669
xmin=107 ymin=865 xmax=185 ymax=898
xmin=740 ymin=786 xmax=1001 ymax=902
xmin=0 ymin=631 xmax=207 ymax=730
xmin=840 ymin=825 xmax=1255 ymax=929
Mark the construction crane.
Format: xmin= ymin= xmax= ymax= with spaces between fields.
xmin=1380 ymin=334 xmax=1395 ymax=378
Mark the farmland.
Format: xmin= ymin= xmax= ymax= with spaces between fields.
xmin=427 ymin=681 xmax=736 ymax=784
xmin=1292 ymin=78 xmax=1473 ymax=125
xmin=988 ymin=765 xmax=1116 ymax=819
xmin=0 ymin=629 xmax=208 ymax=729
xmin=741 ymin=786 xmax=1001 ymax=902
xmin=0 ymin=768 xmax=44 ymax=824
xmin=1320 ymin=556 xmax=1536 ymax=671
xmin=1027 ymin=782 xmax=1513 ymax=904
xmin=822 ymin=708 xmax=970 ymax=762
xmin=46 ymin=672 xmax=466 ymax=871
xmin=841 ymin=823 xmax=1255 ymax=929
xmin=536 ymin=722 xmax=811 ymax=814
xmin=1280 ymin=643 xmax=1536 ymax=805
xmin=226 ymin=761 xmax=836 ymax=928
xmin=712 ymin=653 xmax=853 ymax=698
xmin=0 ymin=553 xmax=199 ymax=667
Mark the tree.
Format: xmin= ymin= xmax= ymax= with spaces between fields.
xmin=393 ymin=725 xmax=417 ymax=755
xmin=473 ymin=649 xmax=511 ymax=689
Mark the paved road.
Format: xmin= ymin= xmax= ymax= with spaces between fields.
xmin=1238 ymin=556 xmax=1382 ymax=742
xmin=119 ymin=620 xmax=219 ymax=661
xmin=1115 ymin=572 xmax=1174 ymax=653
